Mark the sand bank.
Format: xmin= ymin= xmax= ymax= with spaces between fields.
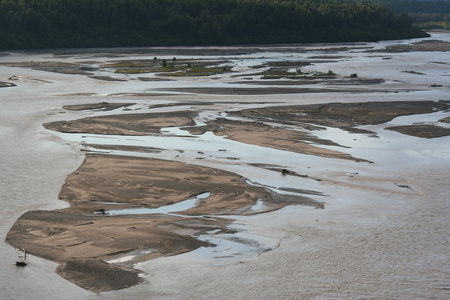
xmin=6 ymin=153 xmax=316 ymax=292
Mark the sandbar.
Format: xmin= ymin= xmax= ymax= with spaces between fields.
xmin=6 ymin=154 xmax=314 ymax=292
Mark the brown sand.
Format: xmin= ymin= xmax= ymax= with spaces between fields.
xmin=155 ymin=86 xmax=387 ymax=95
xmin=45 ymin=101 xmax=450 ymax=163
xmin=439 ymin=116 xmax=450 ymax=123
xmin=44 ymin=111 xmax=199 ymax=135
xmin=373 ymin=39 xmax=450 ymax=53
xmin=237 ymin=78 xmax=385 ymax=85
xmin=187 ymin=118 xmax=369 ymax=162
xmin=6 ymin=154 xmax=314 ymax=292
xmin=62 ymin=102 xmax=135 ymax=111
xmin=0 ymin=81 xmax=16 ymax=87
xmin=386 ymin=124 xmax=450 ymax=138
xmin=57 ymin=154 xmax=297 ymax=215
xmin=231 ymin=101 xmax=450 ymax=128
xmin=0 ymin=61 xmax=91 ymax=75
xmin=186 ymin=101 xmax=450 ymax=161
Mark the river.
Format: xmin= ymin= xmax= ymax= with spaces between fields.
xmin=1 ymin=33 xmax=449 ymax=299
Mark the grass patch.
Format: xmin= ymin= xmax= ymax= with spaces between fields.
xmin=101 ymin=59 xmax=230 ymax=76
xmin=115 ymin=64 xmax=189 ymax=74
xmin=311 ymin=70 xmax=337 ymax=78
xmin=416 ymin=21 xmax=450 ymax=30
xmin=245 ymin=66 xmax=339 ymax=80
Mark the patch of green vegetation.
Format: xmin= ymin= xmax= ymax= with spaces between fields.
xmin=261 ymin=75 xmax=284 ymax=79
xmin=115 ymin=68 xmax=153 ymax=74
xmin=417 ymin=21 xmax=450 ymax=30
xmin=150 ymin=65 xmax=189 ymax=72
xmin=311 ymin=70 xmax=337 ymax=78
xmin=102 ymin=58 xmax=229 ymax=76
xmin=111 ymin=61 xmax=191 ymax=74
xmin=245 ymin=66 xmax=341 ymax=80
xmin=102 ymin=60 xmax=159 ymax=73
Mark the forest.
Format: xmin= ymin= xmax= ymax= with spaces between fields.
xmin=377 ymin=0 xmax=450 ymax=29
xmin=0 ymin=0 xmax=429 ymax=50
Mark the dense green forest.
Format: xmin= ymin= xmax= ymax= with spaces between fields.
xmin=0 ymin=0 xmax=428 ymax=50
xmin=377 ymin=0 xmax=450 ymax=29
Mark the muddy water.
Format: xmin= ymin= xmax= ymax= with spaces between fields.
xmin=1 ymin=33 xmax=449 ymax=299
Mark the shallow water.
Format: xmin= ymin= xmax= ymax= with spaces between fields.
xmin=105 ymin=192 xmax=211 ymax=216
xmin=310 ymin=110 xmax=450 ymax=163
xmin=1 ymin=33 xmax=450 ymax=299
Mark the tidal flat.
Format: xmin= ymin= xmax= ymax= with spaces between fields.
xmin=1 ymin=32 xmax=450 ymax=299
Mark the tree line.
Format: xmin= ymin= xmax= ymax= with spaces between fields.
xmin=376 ymin=0 xmax=450 ymax=29
xmin=0 ymin=0 xmax=428 ymax=50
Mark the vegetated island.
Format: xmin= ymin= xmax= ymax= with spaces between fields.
xmin=0 ymin=0 xmax=428 ymax=50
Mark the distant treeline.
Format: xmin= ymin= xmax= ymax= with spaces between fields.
xmin=0 ymin=0 xmax=428 ymax=50
xmin=377 ymin=0 xmax=450 ymax=29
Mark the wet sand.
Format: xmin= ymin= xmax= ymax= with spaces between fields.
xmin=44 ymin=111 xmax=199 ymax=135
xmin=45 ymin=100 xmax=450 ymax=161
xmin=6 ymin=100 xmax=450 ymax=292
xmin=375 ymin=39 xmax=450 ymax=53
xmin=6 ymin=153 xmax=315 ymax=292
xmin=0 ymin=81 xmax=16 ymax=87
xmin=154 ymin=86 xmax=387 ymax=95
xmin=386 ymin=124 xmax=450 ymax=138
xmin=62 ymin=102 xmax=135 ymax=111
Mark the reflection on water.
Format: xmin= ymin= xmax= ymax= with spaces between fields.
xmin=189 ymin=224 xmax=279 ymax=266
